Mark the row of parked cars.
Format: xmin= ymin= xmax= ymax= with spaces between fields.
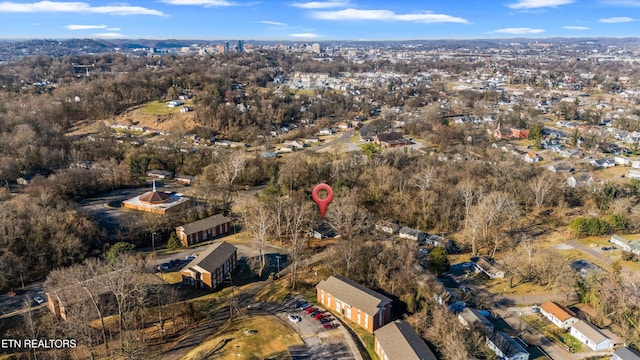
xmin=289 ymin=300 xmax=339 ymax=329
xmin=157 ymin=254 xmax=198 ymax=272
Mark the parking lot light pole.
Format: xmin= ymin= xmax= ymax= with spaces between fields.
xmin=276 ymin=256 xmax=281 ymax=273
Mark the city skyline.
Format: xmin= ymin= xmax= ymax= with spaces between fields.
xmin=0 ymin=0 xmax=639 ymax=40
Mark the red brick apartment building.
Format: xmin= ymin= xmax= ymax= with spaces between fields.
xmin=316 ymin=275 xmax=392 ymax=333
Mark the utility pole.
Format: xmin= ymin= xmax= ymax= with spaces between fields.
xmin=152 ymin=232 xmax=156 ymax=251
xmin=275 ymin=255 xmax=281 ymax=274
xmin=20 ymin=272 xmax=25 ymax=290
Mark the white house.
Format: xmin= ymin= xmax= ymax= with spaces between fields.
xmin=570 ymin=320 xmax=611 ymax=351
xmin=524 ymin=152 xmax=542 ymax=163
xmin=613 ymin=347 xmax=640 ymax=360
xmin=458 ymin=308 xmax=494 ymax=333
xmin=615 ymin=156 xmax=631 ymax=166
xmin=539 ymin=301 xmax=578 ymax=329
xmin=486 ymin=332 xmax=530 ymax=360
xmin=610 ymin=234 xmax=640 ymax=255
xmin=319 ymin=128 xmax=336 ymax=136
xmin=628 ymin=169 xmax=640 ymax=180
xmin=632 ymin=161 xmax=640 ymax=169
xmin=398 ymin=227 xmax=426 ymax=242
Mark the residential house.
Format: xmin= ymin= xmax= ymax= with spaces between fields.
xmin=375 ymin=220 xmax=400 ymax=235
xmin=566 ymin=173 xmax=595 ymax=188
xmin=539 ymin=301 xmax=578 ymax=329
xmin=284 ymin=140 xmax=305 ymax=150
xmin=473 ymin=256 xmax=505 ymax=279
xmin=167 ymin=100 xmax=183 ymax=107
xmin=181 ymin=241 xmax=237 ymax=291
xmin=175 ymin=214 xmax=232 ymax=247
xmin=615 ymin=156 xmax=631 ymax=166
xmin=613 ymin=347 xmax=640 ymax=360
xmin=374 ymin=320 xmax=437 ymax=360
xmin=511 ymin=128 xmax=530 ymax=139
xmin=632 ymin=161 xmax=640 ymax=169
xmin=569 ymin=320 xmax=612 ymax=351
xmin=175 ymin=174 xmax=195 ymax=186
xmin=374 ymin=132 xmax=412 ymax=148
xmin=628 ymin=169 xmax=640 ymax=180
xmin=458 ymin=308 xmax=494 ymax=333
xmin=423 ymin=233 xmax=447 ymax=248
xmin=398 ymin=227 xmax=427 ymax=242
xmin=316 ymin=275 xmax=392 ymax=333
xmin=524 ymin=152 xmax=542 ymax=163
xmin=590 ymin=158 xmax=616 ymax=168
xmin=609 ymin=234 xmax=640 ymax=256
xmin=146 ymin=170 xmax=174 ymax=179
xmin=486 ymin=332 xmax=530 ymax=360
xmin=319 ymin=128 xmax=336 ymax=136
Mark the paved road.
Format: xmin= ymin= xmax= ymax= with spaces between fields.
xmin=566 ymin=240 xmax=614 ymax=266
xmin=0 ymin=281 xmax=46 ymax=319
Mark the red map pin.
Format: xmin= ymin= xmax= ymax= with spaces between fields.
xmin=312 ymin=183 xmax=334 ymax=219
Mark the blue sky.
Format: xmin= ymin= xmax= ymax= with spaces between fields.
xmin=0 ymin=0 xmax=638 ymax=40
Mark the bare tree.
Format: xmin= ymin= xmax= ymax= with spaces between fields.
xmin=282 ymin=197 xmax=312 ymax=289
xmin=529 ymin=173 xmax=554 ymax=209
xmin=326 ymin=188 xmax=369 ymax=241
xmin=241 ymin=199 xmax=273 ymax=277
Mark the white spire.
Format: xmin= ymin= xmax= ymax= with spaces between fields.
xmin=153 ymin=179 xmax=156 ymax=192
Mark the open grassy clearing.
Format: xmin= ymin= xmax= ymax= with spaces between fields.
xmin=140 ymin=100 xmax=194 ymax=115
xmin=182 ymin=314 xmax=302 ymax=360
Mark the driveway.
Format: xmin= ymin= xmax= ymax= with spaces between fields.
xmin=566 ymin=240 xmax=614 ymax=266
xmin=0 ymin=281 xmax=46 ymax=319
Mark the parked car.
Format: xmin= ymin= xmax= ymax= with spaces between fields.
xmin=169 ymin=259 xmax=181 ymax=266
xmin=322 ymin=323 xmax=338 ymax=329
xmin=288 ymin=315 xmax=302 ymax=323
xmin=186 ymin=254 xmax=198 ymax=261
xmin=319 ymin=317 xmax=332 ymax=324
xmin=314 ymin=313 xmax=325 ymax=321
xmin=300 ymin=303 xmax=313 ymax=310
xmin=158 ymin=263 xmax=170 ymax=271
xmin=304 ymin=307 xmax=317 ymax=314
xmin=309 ymin=310 xmax=322 ymax=317
xmin=292 ymin=300 xmax=304 ymax=309
xmin=33 ymin=295 xmax=45 ymax=305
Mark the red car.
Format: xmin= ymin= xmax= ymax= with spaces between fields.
xmin=314 ymin=313 xmax=325 ymax=321
xmin=323 ymin=323 xmax=338 ymax=329
xmin=304 ymin=307 xmax=317 ymax=314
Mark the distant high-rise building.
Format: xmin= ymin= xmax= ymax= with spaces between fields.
xmin=312 ymin=43 xmax=321 ymax=54
xmin=224 ymin=41 xmax=230 ymax=53
xmin=237 ymin=40 xmax=244 ymax=53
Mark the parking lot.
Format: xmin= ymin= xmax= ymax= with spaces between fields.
xmin=276 ymin=298 xmax=359 ymax=360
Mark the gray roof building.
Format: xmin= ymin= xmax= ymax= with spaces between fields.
xmin=182 ymin=241 xmax=237 ymax=273
xmin=613 ymin=347 xmax=640 ymax=360
xmin=316 ymin=275 xmax=391 ymax=315
xmin=374 ymin=320 xmax=437 ymax=360
xmin=177 ymin=214 xmax=232 ymax=236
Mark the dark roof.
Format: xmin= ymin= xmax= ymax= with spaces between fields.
xmin=488 ymin=332 xmax=529 ymax=358
xmin=614 ymin=347 xmax=640 ymax=360
xmin=316 ymin=275 xmax=391 ymax=315
xmin=374 ymin=320 xmax=437 ymax=360
xmin=139 ymin=191 xmax=171 ymax=204
xmin=177 ymin=214 xmax=232 ymax=236
xmin=376 ymin=132 xmax=404 ymax=142
xmin=183 ymin=241 xmax=237 ymax=274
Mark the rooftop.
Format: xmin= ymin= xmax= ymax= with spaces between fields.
xmin=540 ymin=301 xmax=576 ymax=322
xmin=374 ymin=320 xmax=437 ymax=360
xmin=177 ymin=214 xmax=232 ymax=236
xmin=182 ymin=241 xmax=237 ymax=274
xmin=316 ymin=275 xmax=391 ymax=315
xmin=572 ymin=320 xmax=610 ymax=344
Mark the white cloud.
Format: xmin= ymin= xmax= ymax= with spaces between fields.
xmin=65 ymin=24 xmax=107 ymax=30
xmin=599 ymin=16 xmax=636 ymax=22
xmin=288 ymin=33 xmax=321 ymax=38
xmin=258 ymin=20 xmax=287 ymax=26
xmin=160 ymin=0 xmax=235 ymax=6
xmin=291 ymin=1 xmax=347 ymax=9
xmin=600 ymin=0 xmax=640 ymax=6
xmin=107 ymin=27 xmax=120 ymax=31
xmin=507 ymin=0 xmax=573 ymax=9
xmin=563 ymin=25 xmax=589 ymax=30
xmin=93 ymin=32 xmax=124 ymax=38
xmin=312 ymin=8 xmax=468 ymax=23
xmin=0 ymin=1 xmax=165 ymax=15
xmin=489 ymin=27 xmax=546 ymax=34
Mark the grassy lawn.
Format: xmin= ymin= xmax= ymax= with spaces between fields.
xmin=140 ymin=100 xmax=194 ymax=115
xmin=522 ymin=315 xmax=584 ymax=353
xmin=254 ymin=275 xmax=293 ymax=303
xmin=347 ymin=320 xmax=379 ymax=360
xmin=157 ymin=271 xmax=182 ymax=284
xmin=183 ymin=315 xmax=302 ymax=360
xmin=482 ymin=278 xmax=550 ymax=297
